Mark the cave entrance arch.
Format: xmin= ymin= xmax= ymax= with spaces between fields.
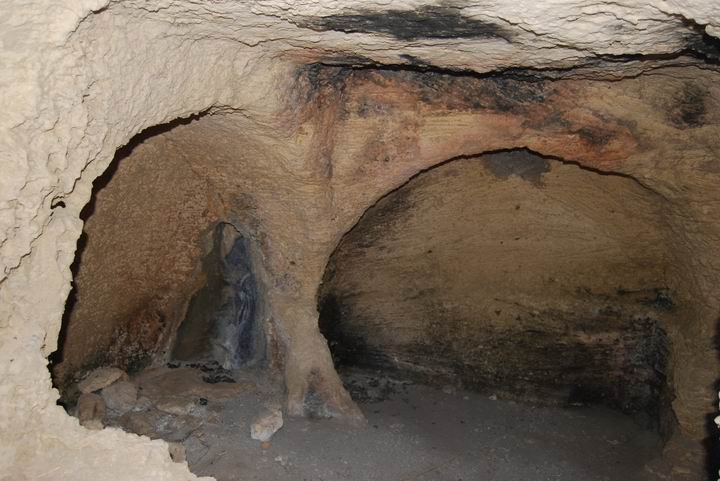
xmin=319 ymin=149 xmax=675 ymax=429
xmin=50 ymin=112 xmax=272 ymax=392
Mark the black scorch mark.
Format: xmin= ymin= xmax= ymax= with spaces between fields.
xmin=298 ymin=6 xmax=514 ymax=42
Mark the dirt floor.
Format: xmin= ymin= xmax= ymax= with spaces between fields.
xmin=96 ymin=365 xmax=665 ymax=481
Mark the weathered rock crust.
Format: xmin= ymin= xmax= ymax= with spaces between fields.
xmin=2 ymin=1 xmax=720 ymax=480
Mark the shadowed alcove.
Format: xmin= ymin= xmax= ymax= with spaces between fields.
xmin=319 ymin=150 xmax=674 ymax=428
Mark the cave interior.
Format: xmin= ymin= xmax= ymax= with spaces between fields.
xmin=42 ymin=59 xmax=720 ymax=481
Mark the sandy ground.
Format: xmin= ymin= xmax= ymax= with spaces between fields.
xmin=162 ymin=368 xmax=665 ymax=481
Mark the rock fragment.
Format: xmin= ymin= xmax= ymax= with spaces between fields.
xmin=250 ymin=408 xmax=283 ymax=442
xmin=168 ymin=442 xmax=186 ymax=463
xmin=77 ymin=392 xmax=106 ymax=430
xmin=156 ymin=397 xmax=199 ymax=416
xmin=77 ymin=367 xmax=128 ymax=393
xmin=101 ymin=380 xmax=138 ymax=414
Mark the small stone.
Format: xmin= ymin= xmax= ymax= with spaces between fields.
xmin=184 ymin=436 xmax=210 ymax=465
xmin=260 ymin=441 xmax=271 ymax=450
xmin=168 ymin=442 xmax=186 ymax=463
xmin=442 ymin=385 xmax=456 ymax=395
xmin=489 ymin=394 xmax=498 ymax=401
xmin=117 ymin=411 xmax=156 ymax=437
xmin=77 ymin=392 xmax=106 ymax=430
xmin=133 ymin=396 xmax=153 ymax=412
xmin=116 ymin=410 xmax=201 ymax=441
xmin=156 ymin=398 xmax=196 ymax=416
xmin=101 ymin=380 xmax=138 ymax=414
xmin=251 ymin=408 xmax=283 ymax=442
xmin=77 ymin=367 xmax=128 ymax=394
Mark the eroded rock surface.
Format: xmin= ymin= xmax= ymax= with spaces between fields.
xmin=320 ymin=153 xmax=673 ymax=422
xmin=2 ymin=1 xmax=720 ymax=480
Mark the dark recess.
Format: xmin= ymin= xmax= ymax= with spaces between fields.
xmin=49 ymin=114 xmax=205 ymax=387
xmin=481 ymin=150 xmax=550 ymax=185
xmin=172 ymin=222 xmax=260 ymax=368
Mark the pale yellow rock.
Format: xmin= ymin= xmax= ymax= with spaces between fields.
xmin=0 ymin=1 xmax=719 ymax=481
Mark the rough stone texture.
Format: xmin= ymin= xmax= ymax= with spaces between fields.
xmin=2 ymin=1 xmax=720 ymax=480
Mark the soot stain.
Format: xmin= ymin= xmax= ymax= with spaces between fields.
xmin=399 ymin=54 xmax=435 ymax=69
xmin=483 ymin=77 xmax=547 ymax=111
xmin=318 ymin=293 xmax=391 ymax=369
xmin=343 ymin=184 xmax=416 ymax=249
xmin=616 ymin=287 xmax=676 ymax=312
xmin=328 ymin=304 xmax=669 ymax=422
xmin=671 ymin=83 xmax=707 ymax=128
xmin=481 ymin=150 xmax=550 ymax=186
xmin=396 ymin=72 xmax=547 ymax=112
xmin=576 ymin=126 xmax=614 ymax=146
xmin=684 ymin=22 xmax=720 ymax=63
xmin=299 ymin=6 xmax=514 ymax=41
xmin=318 ymin=54 xmax=378 ymax=66
xmin=294 ymin=64 xmax=353 ymax=105
xmin=295 ymin=64 xmax=549 ymax=118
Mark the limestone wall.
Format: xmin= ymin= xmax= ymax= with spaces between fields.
xmin=2 ymin=1 xmax=720 ymax=480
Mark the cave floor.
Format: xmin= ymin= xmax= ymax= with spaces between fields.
xmin=124 ymin=367 xmax=664 ymax=481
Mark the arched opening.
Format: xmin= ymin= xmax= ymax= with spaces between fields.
xmin=51 ymin=113 xmax=269 ymax=383
xmin=49 ymin=111 xmax=288 ymax=469
xmin=319 ymin=149 xmax=677 ymax=478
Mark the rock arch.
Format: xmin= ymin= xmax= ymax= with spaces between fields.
xmin=2 ymin=2 xmax=720 ymax=480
